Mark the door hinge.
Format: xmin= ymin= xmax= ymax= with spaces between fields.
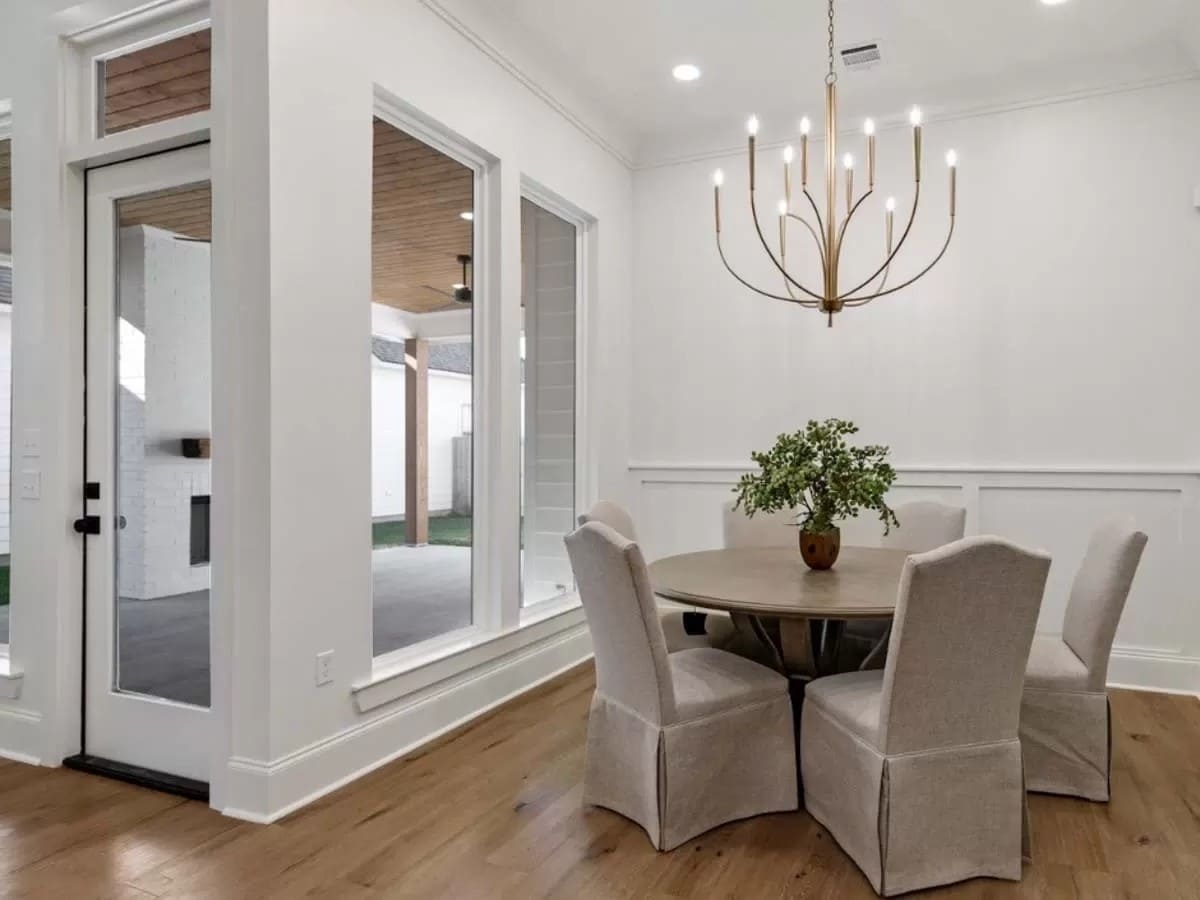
xmin=73 ymin=515 xmax=101 ymax=535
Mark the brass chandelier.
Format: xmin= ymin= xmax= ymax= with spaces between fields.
xmin=712 ymin=0 xmax=958 ymax=326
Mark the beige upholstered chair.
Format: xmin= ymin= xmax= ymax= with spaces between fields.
xmin=853 ymin=501 xmax=968 ymax=669
xmin=1021 ymin=518 xmax=1148 ymax=801
xmin=801 ymin=537 xmax=1051 ymax=896
xmin=578 ymin=501 xmax=736 ymax=652
xmin=722 ymin=501 xmax=798 ymax=549
xmin=881 ymin=501 xmax=968 ymax=554
xmin=565 ymin=521 xmax=798 ymax=850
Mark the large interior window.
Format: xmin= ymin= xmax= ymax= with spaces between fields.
xmin=98 ymin=28 xmax=211 ymax=136
xmin=520 ymin=198 xmax=578 ymax=607
xmin=0 ymin=133 xmax=11 ymax=644
xmin=370 ymin=116 xmax=476 ymax=656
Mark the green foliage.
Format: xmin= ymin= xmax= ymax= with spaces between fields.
xmin=733 ymin=419 xmax=899 ymax=535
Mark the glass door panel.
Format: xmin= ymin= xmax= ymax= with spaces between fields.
xmin=83 ymin=145 xmax=211 ymax=783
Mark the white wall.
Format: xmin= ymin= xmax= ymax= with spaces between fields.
xmin=209 ymin=0 xmax=630 ymax=819
xmin=632 ymin=79 xmax=1200 ymax=693
xmin=371 ymin=360 xmax=472 ymax=517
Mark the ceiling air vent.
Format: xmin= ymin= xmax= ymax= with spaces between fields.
xmin=840 ymin=41 xmax=881 ymax=71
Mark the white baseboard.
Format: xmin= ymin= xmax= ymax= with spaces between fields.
xmin=0 ymin=706 xmax=45 ymax=766
xmin=1108 ymin=647 xmax=1200 ymax=696
xmin=221 ymin=623 xmax=593 ymax=823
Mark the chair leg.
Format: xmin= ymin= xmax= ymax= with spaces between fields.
xmin=860 ymin=625 xmax=891 ymax=671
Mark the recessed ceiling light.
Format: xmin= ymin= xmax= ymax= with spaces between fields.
xmin=1040 ymin=0 xmax=1070 ymax=5
xmin=672 ymin=63 xmax=701 ymax=82
xmin=460 ymin=211 xmax=474 ymax=221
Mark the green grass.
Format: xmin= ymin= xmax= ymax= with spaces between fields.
xmin=373 ymin=515 xmax=472 ymax=548
xmin=0 ymin=565 xmax=8 ymax=607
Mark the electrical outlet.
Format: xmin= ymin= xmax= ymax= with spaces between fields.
xmin=315 ymin=650 xmax=334 ymax=686
xmin=18 ymin=470 xmax=40 ymax=500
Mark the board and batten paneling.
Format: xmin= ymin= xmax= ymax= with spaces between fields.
xmin=629 ymin=463 xmax=1200 ymax=694
xmin=521 ymin=200 xmax=578 ymax=605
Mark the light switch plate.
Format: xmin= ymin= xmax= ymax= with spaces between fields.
xmin=21 ymin=429 xmax=41 ymax=459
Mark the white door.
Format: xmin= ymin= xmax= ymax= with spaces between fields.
xmin=83 ymin=144 xmax=212 ymax=784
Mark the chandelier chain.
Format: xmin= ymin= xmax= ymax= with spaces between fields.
xmin=826 ymin=0 xmax=836 ymax=85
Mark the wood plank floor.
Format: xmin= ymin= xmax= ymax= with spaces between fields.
xmin=2 ymin=667 xmax=1198 ymax=899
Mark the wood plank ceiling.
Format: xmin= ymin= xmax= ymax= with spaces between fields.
xmin=101 ymin=29 xmax=474 ymax=314
xmin=102 ymin=29 xmax=212 ymax=135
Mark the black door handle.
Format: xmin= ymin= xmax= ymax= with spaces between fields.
xmin=73 ymin=516 xmax=101 ymax=535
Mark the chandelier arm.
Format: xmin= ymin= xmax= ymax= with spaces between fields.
xmin=841 ymin=218 xmax=954 ymax=305
xmin=785 ymin=213 xmax=827 ymax=269
xmin=716 ymin=234 xmax=820 ymax=306
xmin=837 ymin=180 xmax=921 ymax=300
xmin=834 ymin=188 xmax=874 ymax=259
xmin=801 ymin=189 xmax=828 ymax=256
xmin=748 ymin=192 xmax=826 ymax=302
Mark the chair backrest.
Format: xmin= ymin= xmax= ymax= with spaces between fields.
xmin=881 ymin=501 xmax=967 ymax=553
xmin=722 ymin=501 xmax=797 ymax=549
xmin=1061 ymin=518 xmax=1148 ymax=691
xmin=578 ymin=500 xmax=638 ymax=542
xmin=878 ymin=536 xmax=1050 ymax=755
xmin=564 ymin=521 xmax=675 ymax=724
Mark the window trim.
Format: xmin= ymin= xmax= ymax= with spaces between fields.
xmin=0 ymin=104 xmax=12 ymax=657
xmin=369 ymin=87 xmax=498 ymax=671
xmin=61 ymin=0 xmax=211 ymax=142
xmin=518 ymin=178 xmax=595 ymax=621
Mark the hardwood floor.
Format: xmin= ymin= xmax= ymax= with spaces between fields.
xmin=1 ymin=668 xmax=1198 ymax=899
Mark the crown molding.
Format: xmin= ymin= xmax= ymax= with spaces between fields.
xmin=418 ymin=0 xmax=635 ymax=170
xmin=634 ymin=69 xmax=1200 ymax=171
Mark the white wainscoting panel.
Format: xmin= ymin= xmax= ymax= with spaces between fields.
xmin=629 ymin=463 xmax=1200 ymax=695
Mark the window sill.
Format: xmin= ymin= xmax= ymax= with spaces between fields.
xmin=0 ymin=653 xmax=24 ymax=700
xmin=352 ymin=598 xmax=586 ymax=713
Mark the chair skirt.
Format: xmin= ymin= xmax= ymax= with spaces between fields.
xmin=583 ymin=692 xmax=797 ymax=851
xmin=1020 ymin=689 xmax=1111 ymax=801
xmin=801 ymin=701 xmax=1027 ymax=896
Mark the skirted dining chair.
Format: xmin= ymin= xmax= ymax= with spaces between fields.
xmin=564 ymin=521 xmax=798 ymax=850
xmin=801 ymin=536 xmax=1051 ymax=896
xmin=1021 ymin=518 xmax=1148 ymax=801
xmin=852 ymin=501 xmax=968 ymax=669
xmin=579 ymin=501 xmax=737 ymax=652
xmin=722 ymin=501 xmax=799 ymax=549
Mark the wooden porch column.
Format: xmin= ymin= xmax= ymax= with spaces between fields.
xmin=405 ymin=338 xmax=429 ymax=545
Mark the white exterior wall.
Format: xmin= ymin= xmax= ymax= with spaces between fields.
xmin=631 ymin=79 xmax=1200 ymax=694
xmin=116 ymin=226 xmax=211 ymax=600
xmin=522 ymin=202 xmax=576 ymax=605
xmin=371 ymin=360 xmax=472 ymax=518
xmin=0 ymin=305 xmax=11 ymax=558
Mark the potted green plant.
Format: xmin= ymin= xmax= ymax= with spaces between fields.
xmin=732 ymin=418 xmax=899 ymax=570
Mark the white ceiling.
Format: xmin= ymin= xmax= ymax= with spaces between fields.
xmin=442 ymin=0 xmax=1200 ymax=164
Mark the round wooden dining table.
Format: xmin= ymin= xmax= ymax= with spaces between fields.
xmin=649 ymin=545 xmax=910 ymax=679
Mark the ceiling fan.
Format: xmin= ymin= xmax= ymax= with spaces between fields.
xmin=421 ymin=253 xmax=473 ymax=307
